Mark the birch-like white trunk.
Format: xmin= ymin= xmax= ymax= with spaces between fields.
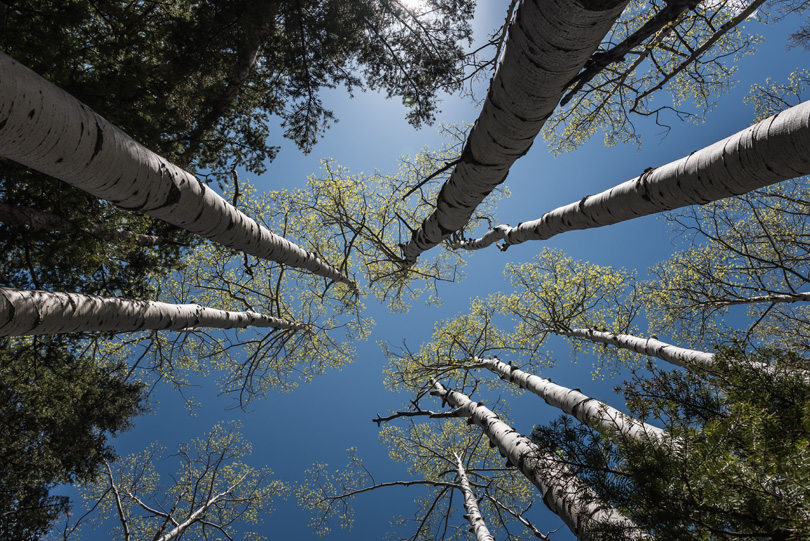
xmin=400 ymin=0 xmax=629 ymax=265
xmin=479 ymin=357 xmax=667 ymax=444
xmin=431 ymin=381 xmax=647 ymax=540
xmin=0 ymin=287 xmax=303 ymax=336
xmin=450 ymin=100 xmax=810 ymax=251
xmin=556 ymin=328 xmax=716 ymax=370
xmin=0 ymin=52 xmax=353 ymax=287
xmin=555 ymin=327 xmax=803 ymax=380
xmin=453 ymin=452 xmax=495 ymax=541
xmin=699 ymin=291 xmax=810 ymax=307
xmin=154 ymin=491 xmax=228 ymax=541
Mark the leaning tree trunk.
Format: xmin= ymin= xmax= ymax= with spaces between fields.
xmin=154 ymin=487 xmax=233 ymax=541
xmin=0 ymin=52 xmax=353 ymax=287
xmin=0 ymin=287 xmax=303 ymax=336
xmin=399 ymin=0 xmax=630 ymax=266
xmin=0 ymin=201 xmax=171 ymax=246
xmin=451 ymin=100 xmax=810 ymax=251
xmin=431 ymin=381 xmax=647 ymax=540
xmin=453 ymin=452 xmax=496 ymax=541
xmin=478 ymin=357 xmax=667 ymax=444
xmin=553 ymin=327 xmax=806 ymax=380
xmin=697 ymin=291 xmax=810 ymax=307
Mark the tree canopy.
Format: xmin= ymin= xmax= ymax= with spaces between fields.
xmin=2 ymin=1 xmax=810 ymax=539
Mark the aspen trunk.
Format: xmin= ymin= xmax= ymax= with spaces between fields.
xmin=400 ymin=0 xmax=629 ymax=265
xmin=450 ymin=100 xmax=810 ymax=251
xmin=479 ymin=357 xmax=667 ymax=443
xmin=0 ymin=52 xmax=353 ymax=287
xmin=454 ymin=452 xmax=495 ymax=541
xmin=556 ymin=328 xmax=716 ymax=370
xmin=431 ymin=381 xmax=647 ymax=539
xmin=154 ymin=491 xmax=228 ymax=541
xmin=699 ymin=291 xmax=810 ymax=307
xmin=555 ymin=328 xmax=806 ymax=380
xmin=0 ymin=287 xmax=303 ymax=336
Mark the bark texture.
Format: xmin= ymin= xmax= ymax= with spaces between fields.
xmin=0 ymin=287 xmax=303 ymax=336
xmin=0 ymin=52 xmax=352 ymax=286
xmin=431 ymin=381 xmax=647 ymax=539
xmin=703 ymin=291 xmax=810 ymax=307
xmin=556 ymin=328 xmax=804 ymax=380
xmin=480 ymin=357 xmax=667 ymax=443
xmin=454 ymin=452 xmax=495 ymax=541
xmin=557 ymin=328 xmax=716 ymax=370
xmin=451 ymin=100 xmax=810 ymax=251
xmin=400 ymin=0 xmax=629 ymax=265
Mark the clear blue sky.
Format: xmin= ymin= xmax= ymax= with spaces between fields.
xmin=70 ymin=2 xmax=808 ymax=539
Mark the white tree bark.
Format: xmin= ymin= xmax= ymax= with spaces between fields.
xmin=556 ymin=328 xmax=717 ymax=370
xmin=400 ymin=0 xmax=630 ymax=265
xmin=479 ymin=357 xmax=667 ymax=444
xmin=431 ymin=381 xmax=647 ymax=540
xmin=699 ymin=290 xmax=810 ymax=307
xmin=453 ymin=452 xmax=496 ymax=541
xmin=555 ymin=328 xmax=807 ymax=380
xmin=154 ymin=490 xmax=229 ymax=541
xmin=450 ymin=100 xmax=810 ymax=251
xmin=0 ymin=52 xmax=353 ymax=287
xmin=0 ymin=287 xmax=304 ymax=336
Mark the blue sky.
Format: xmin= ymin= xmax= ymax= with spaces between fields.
xmin=69 ymin=2 xmax=809 ymax=539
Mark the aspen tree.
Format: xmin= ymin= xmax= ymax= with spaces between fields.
xmin=86 ymin=180 xmax=371 ymax=409
xmin=79 ymin=423 xmax=286 ymax=541
xmin=531 ymin=348 xmax=810 ymax=538
xmin=476 ymin=357 xmax=667 ymax=444
xmin=453 ymin=451 xmax=495 ymax=541
xmin=0 ymin=287 xmax=303 ymax=337
xmin=299 ymin=418 xmax=544 ymax=540
xmin=0 ymin=52 xmax=353 ymax=286
xmin=647 ymin=177 xmax=810 ymax=349
xmin=546 ymin=0 xmax=771 ymax=152
xmin=399 ymin=0 xmax=630 ymax=266
xmin=431 ymin=381 xmax=647 ymax=539
xmin=451 ymin=101 xmax=810 ymax=252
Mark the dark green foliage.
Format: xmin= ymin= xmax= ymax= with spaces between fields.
xmin=0 ymin=0 xmax=475 ymax=295
xmin=0 ymin=336 xmax=145 ymax=540
xmin=530 ymin=349 xmax=810 ymax=539
xmin=0 ymin=162 xmax=188 ymax=298
xmin=1 ymin=0 xmax=475 ymax=177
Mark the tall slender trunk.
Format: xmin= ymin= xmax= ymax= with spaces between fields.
xmin=556 ymin=328 xmax=716 ymax=370
xmin=451 ymin=100 xmax=810 ymax=251
xmin=431 ymin=381 xmax=647 ymax=540
xmin=479 ymin=357 xmax=667 ymax=443
xmin=399 ymin=0 xmax=630 ymax=266
xmin=0 ymin=52 xmax=353 ymax=287
xmin=0 ymin=201 xmax=172 ymax=246
xmin=0 ymin=287 xmax=303 ymax=336
xmin=453 ymin=452 xmax=495 ymax=541
xmin=554 ymin=328 xmax=803 ymax=380
xmin=697 ymin=290 xmax=810 ymax=307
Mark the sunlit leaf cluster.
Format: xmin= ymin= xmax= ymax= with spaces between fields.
xmin=647 ymin=177 xmax=810 ymax=350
